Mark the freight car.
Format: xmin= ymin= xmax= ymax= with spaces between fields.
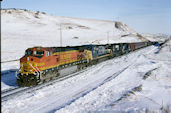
xmin=17 ymin=41 xmax=153 ymax=86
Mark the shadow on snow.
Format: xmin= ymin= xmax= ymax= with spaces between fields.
xmin=1 ymin=69 xmax=19 ymax=87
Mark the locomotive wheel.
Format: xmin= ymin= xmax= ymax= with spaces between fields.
xmin=17 ymin=75 xmax=37 ymax=87
xmin=77 ymin=65 xmax=82 ymax=71
xmin=17 ymin=78 xmax=23 ymax=86
xmin=56 ymin=73 xmax=60 ymax=77
xmin=43 ymin=79 xmax=46 ymax=83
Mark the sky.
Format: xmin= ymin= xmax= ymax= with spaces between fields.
xmin=1 ymin=0 xmax=171 ymax=34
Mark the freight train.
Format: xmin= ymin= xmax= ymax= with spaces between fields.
xmin=17 ymin=41 xmax=154 ymax=86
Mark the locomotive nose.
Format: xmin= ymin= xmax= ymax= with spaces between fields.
xmin=20 ymin=56 xmax=38 ymax=75
xmin=20 ymin=61 xmax=33 ymax=74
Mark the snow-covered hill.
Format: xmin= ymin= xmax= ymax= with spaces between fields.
xmin=141 ymin=33 xmax=170 ymax=42
xmin=2 ymin=8 xmax=148 ymax=63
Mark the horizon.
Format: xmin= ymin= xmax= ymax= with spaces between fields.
xmin=1 ymin=0 xmax=171 ymax=34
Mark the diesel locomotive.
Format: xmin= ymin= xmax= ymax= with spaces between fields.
xmin=17 ymin=41 xmax=153 ymax=86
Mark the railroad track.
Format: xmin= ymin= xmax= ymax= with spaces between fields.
xmin=1 ymin=67 xmax=90 ymax=102
xmin=1 ymin=87 xmax=22 ymax=95
xmin=1 ymin=87 xmax=29 ymax=101
xmin=1 ymin=59 xmax=19 ymax=63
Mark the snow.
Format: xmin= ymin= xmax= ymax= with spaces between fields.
xmin=142 ymin=33 xmax=170 ymax=42
xmin=55 ymin=44 xmax=171 ymax=113
xmin=1 ymin=70 xmax=18 ymax=91
xmin=1 ymin=9 xmax=171 ymax=113
xmin=2 ymin=43 xmax=171 ymax=113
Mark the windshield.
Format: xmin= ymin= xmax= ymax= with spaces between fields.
xmin=25 ymin=50 xmax=33 ymax=55
xmin=33 ymin=51 xmax=44 ymax=55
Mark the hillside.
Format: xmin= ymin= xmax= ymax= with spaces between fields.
xmin=2 ymin=8 xmax=148 ymax=63
xmin=142 ymin=33 xmax=170 ymax=42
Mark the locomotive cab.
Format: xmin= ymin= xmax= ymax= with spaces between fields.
xmin=19 ymin=47 xmax=46 ymax=74
xmin=25 ymin=47 xmax=45 ymax=58
xmin=17 ymin=47 xmax=47 ymax=86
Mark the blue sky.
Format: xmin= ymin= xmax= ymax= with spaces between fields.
xmin=2 ymin=0 xmax=171 ymax=34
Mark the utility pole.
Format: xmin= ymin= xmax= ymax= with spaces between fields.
xmin=60 ymin=24 xmax=62 ymax=47
xmin=113 ymin=19 xmax=115 ymax=38
xmin=107 ymin=31 xmax=109 ymax=44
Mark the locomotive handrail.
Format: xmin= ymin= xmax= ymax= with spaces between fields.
xmin=29 ymin=63 xmax=39 ymax=74
xmin=35 ymin=65 xmax=41 ymax=72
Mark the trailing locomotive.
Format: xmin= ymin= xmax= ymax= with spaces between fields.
xmin=17 ymin=41 xmax=153 ymax=86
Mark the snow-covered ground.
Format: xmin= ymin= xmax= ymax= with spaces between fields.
xmin=2 ymin=40 xmax=171 ymax=113
xmin=1 ymin=8 xmax=171 ymax=113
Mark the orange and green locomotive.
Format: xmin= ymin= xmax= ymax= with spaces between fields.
xmin=17 ymin=42 xmax=153 ymax=86
xmin=17 ymin=45 xmax=111 ymax=86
